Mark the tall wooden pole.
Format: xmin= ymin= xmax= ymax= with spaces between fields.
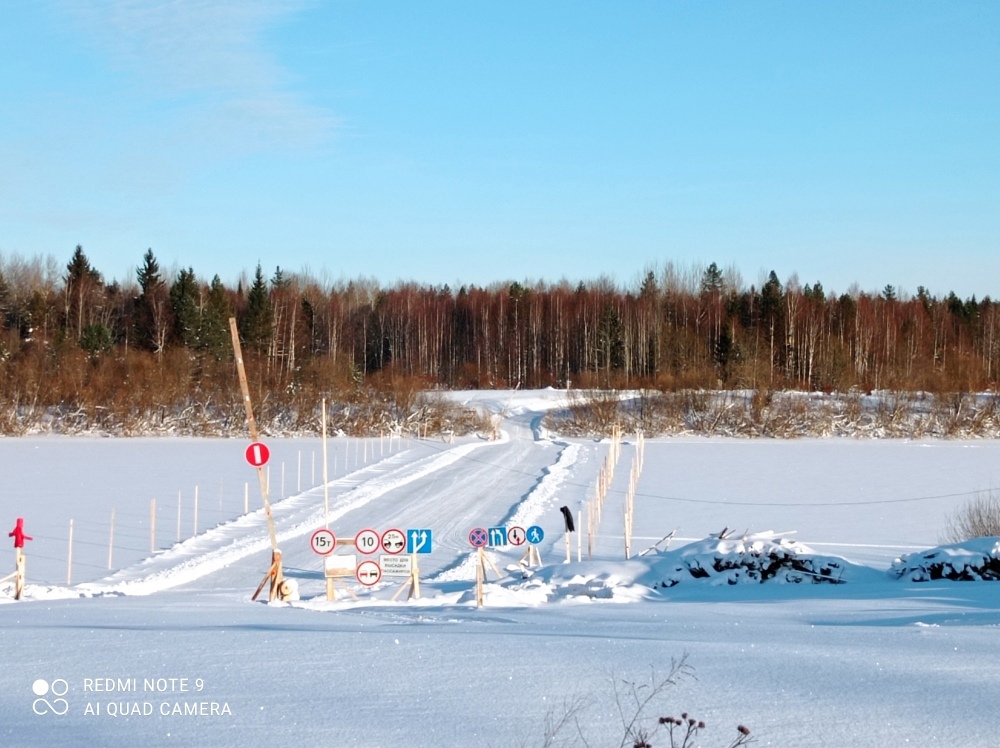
xmin=67 ymin=519 xmax=74 ymax=585
xmin=229 ymin=317 xmax=283 ymax=600
xmin=229 ymin=318 xmax=278 ymax=551
xmin=322 ymin=398 xmax=330 ymax=529
xmin=108 ymin=508 xmax=115 ymax=569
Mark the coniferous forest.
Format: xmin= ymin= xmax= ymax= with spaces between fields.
xmin=2 ymin=246 xmax=1000 ymax=436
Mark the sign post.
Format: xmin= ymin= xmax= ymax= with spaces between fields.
xmin=3 ymin=518 xmax=32 ymax=600
xmin=324 ymin=554 xmax=358 ymax=601
xmin=230 ymin=318 xmax=285 ymax=602
xmin=469 ymin=527 xmax=503 ymax=607
xmin=516 ymin=524 xmax=544 ymax=568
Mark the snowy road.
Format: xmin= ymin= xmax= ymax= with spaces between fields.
xmin=3 ymin=390 xmax=1000 ymax=747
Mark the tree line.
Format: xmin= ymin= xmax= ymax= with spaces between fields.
xmin=1 ymin=248 xmax=998 ymax=433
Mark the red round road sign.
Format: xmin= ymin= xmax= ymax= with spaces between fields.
xmin=381 ymin=528 xmax=406 ymax=555
xmin=245 ymin=441 xmax=270 ymax=467
xmin=356 ymin=560 xmax=382 ymax=586
xmin=355 ymin=529 xmax=380 ymax=555
xmin=310 ymin=529 xmax=336 ymax=556
xmin=469 ymin=527 xmax=488 ymax=548
xmin=508 ymin=526 xmax=527 ymax=546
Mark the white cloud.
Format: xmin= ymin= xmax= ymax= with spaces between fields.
xmin=61 ymin=0 xmax=334 ymax=149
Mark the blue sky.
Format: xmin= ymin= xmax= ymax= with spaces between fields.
xmin=1 ymin=1 xmax=998 ymax=297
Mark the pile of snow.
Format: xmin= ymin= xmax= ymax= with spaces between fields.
xmin=490 ymin=531 xmax=870 ymax=606
xmin=891 ymin=537 xmax=1000 ymax=581
xmin=648 ymin=531 xmax=859 ymax=587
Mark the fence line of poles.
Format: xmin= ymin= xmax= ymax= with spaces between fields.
xmin=61 ymin=434 xmax=405 ymax=586
xmin=624 ymin=431 xmax=645 ymax=560
xmin=586 ymin=423 xmax=623 ymax=561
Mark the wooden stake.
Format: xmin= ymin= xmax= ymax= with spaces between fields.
xmin=252 ymin=549 xmax=286 ymax=602
xmin=475 ymin=547 xmax=484 ymax=607
xmin=390 ymin=557 xmax=421 ymax=602
xmin=108 ymin=508 xmax=115 ymax=569
xmin=14 ymin=550 xmax=25 ymax=600
xmin=519 ymin=544 xmax=542 ymax=568
xmin=67 ymin=519 xmax=74 ymax=585
xmin=322 ymin=398 xmax=330 ymax=529
xmin=229 ymin=317 xmax=282 ymax=597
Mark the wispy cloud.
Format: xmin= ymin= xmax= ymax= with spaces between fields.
xmin=61 ymin=0 xmax=335 ymax=149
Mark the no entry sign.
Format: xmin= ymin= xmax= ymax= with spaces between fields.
xmin=245 ymin=441 xmax=270 ymax=467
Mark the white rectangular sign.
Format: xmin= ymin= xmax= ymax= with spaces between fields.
xmin=379 ymin=554 xmax=412 ymax=577
xmin=325 ymin=554 xmax=358 ymax=577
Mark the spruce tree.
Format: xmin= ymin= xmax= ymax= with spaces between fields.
xmin=169 ymin=268 xmax=200 ymax=348
xmin=200 ymin=275 xmax=232 ymax=359
xmin=240 ymin=263 xmax=272 ymax=354
xmin=135 ymin=249 xmax=171 ymax=353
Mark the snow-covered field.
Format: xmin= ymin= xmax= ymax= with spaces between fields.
xmin=2 ymin=390 xmax=999 ymax=747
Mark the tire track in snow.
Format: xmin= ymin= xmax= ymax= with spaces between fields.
xmin=430 ymin=441 xmax=579 ymax=582
xmin=79 ymin=438 xmax=504 ymax=596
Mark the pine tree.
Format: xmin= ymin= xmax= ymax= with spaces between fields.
xmin=240 ymin=263 xmax=272 ymax=354
xmin=199 ymin=275 xmax=233 ymax=359
xmin=701 ymin=262 xmax=723 ymax=294
xmin=135 ymin=249 xmax=171 ymax=353
xmin=169 ymin=268 xmax=200 ymax=348
xmin=64 ymin=245 xmax=103 ymax=341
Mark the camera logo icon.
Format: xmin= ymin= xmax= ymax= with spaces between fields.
xmin=32 ymin=679 xmax=69 ymax=716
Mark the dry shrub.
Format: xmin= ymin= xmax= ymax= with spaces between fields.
xmin=943 ymin=492 xmax=1000 ymax=543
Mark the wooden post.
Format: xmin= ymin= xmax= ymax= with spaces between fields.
xmin=67 ymin=519 xmax=74 ymax=585
xmin=108 ymin=508 xmax=115 ymax=569
xmin=519 ymin=544 xmax=542 ymax=568
xmin=229 ymin=317 xmax=282 ymax=599
xmin=475 ymin=547 xmax=484 ymax=607
xmin=390 ymin=555 xmax=421 ymax=602
xmin=322 ymin=398 xmax=330 ymax=529
xmin=411 ymin=555 xmax=421 ymax=599
xmin=252 ymin=549 xmax=287 ymax=602
xmin=14 ymin=550 xmax=25 ymax=600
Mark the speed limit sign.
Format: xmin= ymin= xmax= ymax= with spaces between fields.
xmin=354 ymin=529 xmax=380 ymax=555
xmin=310 ymin=529 xmax=337 ymax=556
